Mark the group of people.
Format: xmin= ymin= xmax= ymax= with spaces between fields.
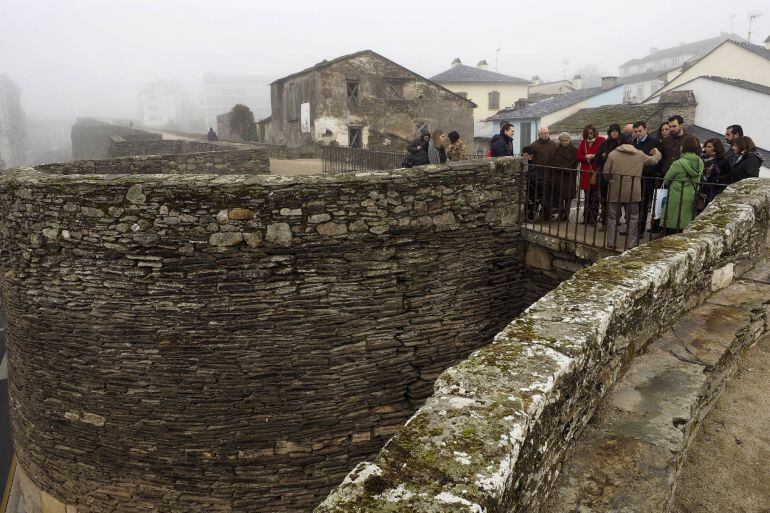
xmin=405 ymin=130 xmax=467 ymax=166
xmin=516 ymin=118 xmax=764 ymax=250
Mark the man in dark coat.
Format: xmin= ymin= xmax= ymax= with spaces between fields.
xmin=490 ymin=123 xmax=514 ymax=157
xmin=660 ymin=115 xmax=686 ymax=173
xmin=633 ymin=121 xmax=663 ymax=236
xmin=207 ymin=127 xmax=218 ymax=141
xmin=530 ymin=126 xmax=558 ymax=166
xmin=724 ymin=124 xmax=743 ymax=163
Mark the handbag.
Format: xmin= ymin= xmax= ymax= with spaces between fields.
xmin=652 ymin=188 xmax=668 ymax=220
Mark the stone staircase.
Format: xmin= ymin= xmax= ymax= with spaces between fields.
xmin=541 ymin=256 xmax=770 ymax=512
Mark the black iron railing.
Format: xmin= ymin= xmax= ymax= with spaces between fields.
xmin=321 ymin=145 xmax=486 ymax=173
xmin=522 ymin=165 xmax=727 ymax=252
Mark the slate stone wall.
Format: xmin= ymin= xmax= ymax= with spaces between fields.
xmin=316 ymin=179 xmax=770 ymax=513
xmin=34 ymin=146 xmax=270 ymax=175
xmin=107 ymin=138 xmax=231 ymax=158
xmin=0 ymin=158 xmax=528 ymax=513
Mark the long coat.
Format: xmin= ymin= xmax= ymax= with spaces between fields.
xmin=548 ymin=143 xmax=578 ymax=202
xmin=577 ymin=137 xmax=606 ymax=190
xmin=603 ymin=144 xmax=661 ymax=203
xmin=663 ymin=152 xmax=704 ymax=229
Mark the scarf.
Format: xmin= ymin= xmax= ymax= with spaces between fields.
xmin=428 ymin=140 xmax=442 ymax=164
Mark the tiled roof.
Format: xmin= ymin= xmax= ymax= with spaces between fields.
xmin=486 ymin=87 xmax=616 ymax=121
xmin=618 ymin=68 xmax=672 ymax=85
xmin=700 ymin=76 xmax=770 ymax=96
xmin=620 ymin=34 xmax=744 ymax=68
xmin=729 ymin=40 xmax=770 ymax=61
xmin=690 ymin=125 xmax=769 ymax=163
xmin=549 ymin=104 xmax=667 ymax=134
xmin=430 ymin=64 xmax=530 ymax=84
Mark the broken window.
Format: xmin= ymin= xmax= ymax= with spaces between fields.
xmin=346 ymin=80 xmax=360 ymax=106
xmin=385 ymin=81 xmax=404 ymax=99
xmin=488 ymin=90 xmax=500 ymax=110
xmin=348 ymin=126 xmax=363 ymax=148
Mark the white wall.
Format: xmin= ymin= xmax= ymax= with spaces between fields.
xmin=439 ymin=82 xmax=529 ymax=122
xmin=650 ymin=43 xmax=770 ymax=100
xmin=585 ymin=87 xmax=624 ymax=108
xmin=666 ymin=78 xmax=770 ymax=151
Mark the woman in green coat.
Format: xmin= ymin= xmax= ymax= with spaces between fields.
xmin=663 ymin=135 xmax=704 ymax=233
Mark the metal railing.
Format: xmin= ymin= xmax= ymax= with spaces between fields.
xmin=321 ymin=145 xmax=486 ymax=173
xmin=522 ymin=165 xmax=727 ymax=252
xmin=321 ymin=145 xmax=405 ymax=174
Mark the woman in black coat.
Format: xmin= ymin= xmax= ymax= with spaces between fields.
xmin=490 ymin=123 xmax=514 ymax=157
xmin=595 ymin=124 xmax=622 ymax=226
xmin=729 ymin=136 xmax=763 ymax=183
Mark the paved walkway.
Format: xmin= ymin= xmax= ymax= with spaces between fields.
xmin=671 ymin=333 xmax=770 ymax=512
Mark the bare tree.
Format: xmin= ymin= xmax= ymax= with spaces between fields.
xmin=573 ymin=65 xmax=606 ymax=88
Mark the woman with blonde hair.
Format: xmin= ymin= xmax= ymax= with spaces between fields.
xmin=428 ymin=130 xmax=447 ymax=164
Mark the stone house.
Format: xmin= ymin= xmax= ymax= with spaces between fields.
xmin=263 ymin=50 xmax=476 ymax=152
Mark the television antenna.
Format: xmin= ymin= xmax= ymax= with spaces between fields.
xmin=748 ymin=10 xmax=763 ymax=42
xmin=495 ymin=48 xmax=501 ymax=72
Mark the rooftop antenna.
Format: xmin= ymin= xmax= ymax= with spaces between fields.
xmin=495 ymin=48 xmax=501 ymax=72
xmin=729 ymin=14 xmax=736 ymax=33
xmin=562 ymin=59 xmax=569 ymax=80
xmin=748 ymin=10 xmax=763 ymax=42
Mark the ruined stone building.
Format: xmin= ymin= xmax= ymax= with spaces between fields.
xmin=259 ymin=50 xmax=475 ymax=152
xmin=0 ymin=74 xmax=26 ymax=167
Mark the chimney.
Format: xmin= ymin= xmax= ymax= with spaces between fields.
xmin=650 ymin=47 xmax=659 ymax=55
xmin=477 ymin=59 xmax=488 ymax=70
xmin=514 ymin=98 xmax=531 ymax=110
xmin=572 ymin=74 xmax=583 ymax=90
xmin=451 ymin=57 xmax=462 ymax=67
xmin=601 ymin=76 xmax=618 ymax=90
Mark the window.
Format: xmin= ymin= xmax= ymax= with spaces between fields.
xmin=346 ymin=80 xmax=360 ymax=106
xmin=519 ymin=122 xmax=531 ymax=150
xmin=288 ymin=83 xmax=300 ymax=121
xmin=488 ymin=90 xmax=500 ymax=110
xmin=456 ymin=92 xmax=468 ymax=99
xmin=636 ymin=85 xmax=644 ymax=100
xmin=348 ymin=126 xmax=363 ymax=148
xmin=385 ymin=81 xmax=404 ymax=99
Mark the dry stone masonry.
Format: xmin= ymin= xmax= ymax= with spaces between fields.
xmin=316 ymin=179 xmax=770 ymax=513
xmin=0 ymin=158 xmax=538 ymax=513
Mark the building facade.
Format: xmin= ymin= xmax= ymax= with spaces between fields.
xmin=266 ymin=50 xmax=475 ymax=151
xmin=138 ymin=82 xmax=202 ymax=132
xmin=0 ymin=74 xmax=26 ymax=167
xmin=619 ymin=33 xmax=744 ymax=103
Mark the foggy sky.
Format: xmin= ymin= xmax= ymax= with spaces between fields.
xmin=1 ymin=0 xmax=768 ymax=121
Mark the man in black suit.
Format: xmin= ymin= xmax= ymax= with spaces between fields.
xmin=633 ymin=121 xmax=663 ymax=237
xmin=724 ymin=124 xmax=743 ymax=163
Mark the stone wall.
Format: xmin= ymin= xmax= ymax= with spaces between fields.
xmin=316 ymin=178 xmax=770 ymax=513
xmin=106 ymin=138 xmax=235 ymax=158
xmin=0 ymin=158 xmax=532 ymax=513
xmin=71 ymin=119 xmax=161 ymax=160
xmin=35 ymin=146 xmax=270 ymax=175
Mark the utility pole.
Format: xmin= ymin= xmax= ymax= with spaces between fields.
xmin=562 ymin=59 xmax=569 ymax=80
xmin=495 ymin=48 xmax=501 ymax=72
xmin=748 ymin=10 xmax=763 ymax=42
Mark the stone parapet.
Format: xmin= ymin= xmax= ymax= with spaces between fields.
xmin=316 ymin=179 xmax=770 ymax=513
xmin=0 ymin=158 xmax=527 ymax=513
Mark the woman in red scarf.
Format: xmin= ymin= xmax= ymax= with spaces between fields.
xmin=577 ymin=124 xmax=605 ymax=225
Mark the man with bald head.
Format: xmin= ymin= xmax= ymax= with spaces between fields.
xmin=622 ymin=123 xmax=634 ymax=143
xmin=528 ymin=126 xmax=559 ymax=219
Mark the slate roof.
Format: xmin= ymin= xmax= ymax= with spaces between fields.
xmin=618 ymin=69 xmax=671 ymax=85
xmin=549 ymin=104 xmax=668 ymax=134
xmin=689 ymin=125 xmax=769 ymax=164
xmin=271 ymin=50 xmax=476 ymax=107
xmin=430 ymin=64 xmax=530 ymax=84
xmin=620 ymin=33 xmax=744 ymax=68
xmin=729 ymin=40 xmax=770 ymax=61
xmin=486 ymin=87 xmax=617 ymax=121
xmin=700 ymin=76 xmax=770 ymax=96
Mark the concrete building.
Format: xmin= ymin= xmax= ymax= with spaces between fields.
xmin=619 ymin=33 xmax=745 ymax=103
xmin=645 ymin=40 xmax=770 ymax=102
xmin=0 ymin=74 xmax=26 ymax=167
xmin=265 ymin=50 xmax=475 ymax=152
xmin=138 ymin=81 xmax=202 ymax=132
xmin=202 ymin=73 xmax=271 ymax=129
xmin=485 ymin=78 xmax=623 ymax=154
